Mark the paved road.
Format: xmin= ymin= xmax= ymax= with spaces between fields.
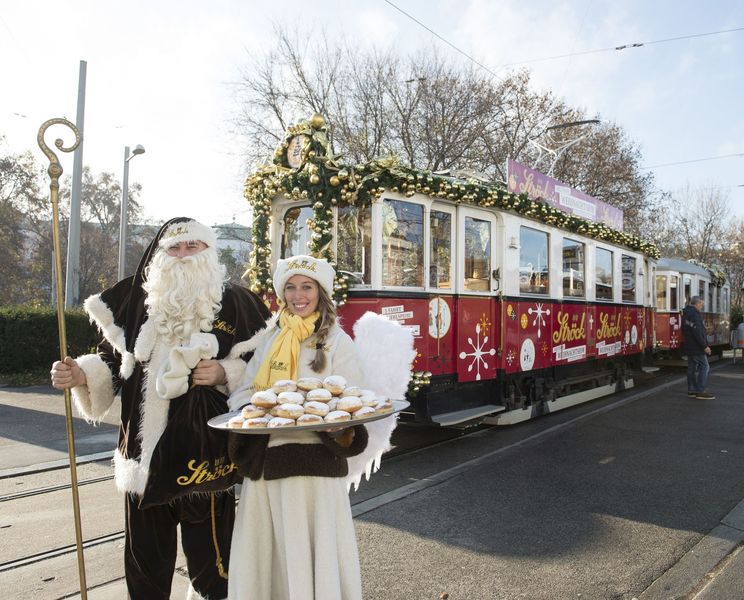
xmin=2 ymin=363 xmax=744 ymax=599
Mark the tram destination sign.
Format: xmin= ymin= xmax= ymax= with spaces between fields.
xmin=507 ymin=159 xmax=624 ymax=231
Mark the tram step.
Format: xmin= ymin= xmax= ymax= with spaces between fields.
xmin=641 ymin=366 xmax=660 ymax=373
xmin=431 ymin=404 xmax=505 ymax=427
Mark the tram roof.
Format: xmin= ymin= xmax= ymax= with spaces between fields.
xmin=656 ymin=257 xmax=728 ymax=286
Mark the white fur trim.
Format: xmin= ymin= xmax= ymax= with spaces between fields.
xmin=226 ymin=313 xmax=279 ymax=360
xmin=113 ymin=340 xmax=172 ymax=496
xmin=186 ymin=583 xmax=221 ymax=600
xmin=220 ymin=358 xmax=248 ymax=394
xmin=273 ymin=255 xmax=335 ymax=302
xmin=84 ymin=293 xmax=136 ymax=380
xmin=72 ymin=353 xmax=116 ymax=422
xmin=159 ymin=220 xmax=217 ymax=249
xmin=133 ymin=317 xmax=157 ymax=362
xmin=113 ymin=449 xmax=149 ymax=495
xmin=346 ymin=312 xmax=416 ymax=491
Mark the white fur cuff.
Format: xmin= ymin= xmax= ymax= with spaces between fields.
xmin=73 ymin=353 xmax=116 ymax=422
xmin=220 ymin=358 xmax=248 ymax=394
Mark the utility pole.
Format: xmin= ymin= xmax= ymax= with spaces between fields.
xmin=65 ymin=60 xmax=86 ymax=306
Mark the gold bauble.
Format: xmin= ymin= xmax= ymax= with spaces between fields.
xmin=338 ymin=169 xmax=349 ymax=180
xmin=329 ymin=176 xmax=340 ymax=186
xmin=310 ymin=113 xmax=325 ymax=130
xmin=309 ymin=174 xmax=321 ymax=185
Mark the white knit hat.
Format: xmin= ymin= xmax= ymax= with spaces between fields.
xmin=158 ymin=219 xmax=217 ymax=249
xmin=273 ymin=255 xmax=336 ymax=302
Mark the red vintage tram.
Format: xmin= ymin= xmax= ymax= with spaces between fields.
xmin=653 ymin=258 xmax=730 ymax=359
xmin=243 ymin=115 xmax=725 ymax=427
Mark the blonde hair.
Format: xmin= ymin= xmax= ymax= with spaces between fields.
xmin=309 ymin=285 xmax=336 ymax=372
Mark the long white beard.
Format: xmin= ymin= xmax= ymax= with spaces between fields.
xmin=142 ymin=248 xmax=226 ymax=346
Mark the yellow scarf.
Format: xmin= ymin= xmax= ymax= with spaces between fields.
xmin=252 ymin=309 xmax=320 ymax=391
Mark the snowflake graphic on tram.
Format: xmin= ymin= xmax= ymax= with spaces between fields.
xmin=243 ymin=115 xmax=730 ymax=427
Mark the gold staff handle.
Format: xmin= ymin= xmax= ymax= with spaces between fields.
xmin=38 ymin=118 xmax=88 ymax=599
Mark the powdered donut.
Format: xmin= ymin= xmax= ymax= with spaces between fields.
xmin=277 ymin=391 xmax=305 ymax=405
xmin=251 ymin=390 xmax=278 ymax=408
xmin=228 ymin=415 xmax=245 ymax=428
xmin=304 ymin=400 xmax=330 ymax=417
xmin=337 ymin=396 xmax=363 ymax=413
xmin=242 ymin=417 xmax=269 ymax=428
xmin=241 ymin=404 xmax=266 ymax=419
xmin=297 ymin=413 xmax=324 ymax=425
xmin=342 ymin=386 xmax=363 ymax=397
xmin=297 ymin=377 xmax=323 ymax=391
xmin=271 ymin=379 xmax=297 ymax=394
xmin=275 ymin=403 xmax=304 ymax=419
xmin=268 ymin=416 xmax=296 ymax=428
xmin=324 ymin=410 xmax=351 ymax=423
xmin=375 ymin=398 xmax=393 ymax=413
xmin=306 ymin=388 xmax=333 ymax=402
xmin=323 ymin=375 xmax=347 ymax=395
xmin=352 ymin=406 xmax=376 ymax=420
xmin=326 ymin=398 xmax=338 ymax=412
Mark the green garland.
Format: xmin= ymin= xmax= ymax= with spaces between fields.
xmin=688 ymin=259 xmax=728 ymax=287
xmin=244 ymin=115 xmax=661 ymax=303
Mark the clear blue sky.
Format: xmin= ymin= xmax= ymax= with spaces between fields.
xmin=1 ymin=1 xmax=742 ymax=227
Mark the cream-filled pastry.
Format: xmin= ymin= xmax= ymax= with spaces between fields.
xmin=337 ymin=396 xmax=363 ymax=413
xmin=228 ymin=415 xmax=245 ymax=428
xmin=297 ymin=413 xmax=324 ymax=425
xmin=352 ymin=406 xmax=376 ymax=420
xmin=271 ymin=379 xmax=297 ymax=394
xmin=306 ymin=388 xmax=333 ymax=402
xmin=251 ymin=390 xmax=278 ymax=408
xmin=268 ymin=416 xmax=296 ymax=428
xmin=304 ymin=400 xmax=330 ymax=417
xmin=323 ymin=375 xmax=347 ymax=395
xmin=297 ymin=377 xmax=323 ymax=391
xmin=242 ymin=417 xmax=269 ymax=428
xmin=324 ymin=410 xmax=351 ymax=423
xmin=241 ymin=404 xmax=266 ymax=419
xmin=277 ymin=391 xmax=305 ymax=405
xmin=275 ymin=403 xmax=304 ymax=419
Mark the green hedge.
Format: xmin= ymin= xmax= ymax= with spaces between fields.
xmin=0 ymin=306 xmax=100 ymax=375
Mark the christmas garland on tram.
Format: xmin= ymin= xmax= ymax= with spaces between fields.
xmin=241 ymin=115 xmax=725 ymax=427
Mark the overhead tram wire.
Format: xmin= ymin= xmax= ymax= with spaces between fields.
xmin=641 ymin=152 xmax=744 ymax=169
xmin=490 ymin=26 xmax=744 ymax=69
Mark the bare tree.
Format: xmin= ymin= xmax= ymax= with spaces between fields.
xmin=232 ymin=28 xmax=656 ymax=237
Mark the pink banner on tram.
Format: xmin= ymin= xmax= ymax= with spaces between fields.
xmin=507 ymin=159 xmax=624 ymax=231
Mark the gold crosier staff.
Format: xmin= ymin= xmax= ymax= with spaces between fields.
xmin=37 ymin=118 xmax=88 ymax=598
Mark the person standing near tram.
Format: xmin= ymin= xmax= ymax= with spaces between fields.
xmin=682 ymin=295 xmax=715 ymax=400
xmin=50 ymin=218 xmax=271 ymax=600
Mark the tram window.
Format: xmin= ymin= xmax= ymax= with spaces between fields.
xmin=595 ymin=248 xmax=613 ymax=300
xmin=382 ymin=199 xmax=424 ymax=287
xmin=281 ymin=205 xmax=313 ymax=258
xmin=683 ymin=276 xmax=692 ymax=306
xmin=621 ymin=255 xmax=636 ymax=303
xmin=337 ymin=204 xmax=371 ymax=285
xmin=464 ymin=217 xmax=491 ymax=292
xmin=430 ymin=210 xmax=452 ymax=289
xmin=698 ymin=281 xmax=706 ymax=305
xmin=723 ymin=288 xmax=729 ymax=315
xmin=655 ymin=275 xmax=667 ymax=310
xmin=708 ymin=284 xmax=713 ymax=312
xmin=520 ymin=227 xmax=549 ymax=295
xmin=670 ymin=276 xmax=679 ymax=310
xmin=562 ymin=238 xmax=585 ymax=297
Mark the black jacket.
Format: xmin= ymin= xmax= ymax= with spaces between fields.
xmin=681 ymin=305 xmax=708 ymax=356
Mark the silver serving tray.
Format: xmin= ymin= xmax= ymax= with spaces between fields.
xmin=208 ymin=400 xmax=410 ymax=434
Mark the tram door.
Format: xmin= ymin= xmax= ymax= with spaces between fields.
xmin=455 ymin=207 xmax=500 ymax=383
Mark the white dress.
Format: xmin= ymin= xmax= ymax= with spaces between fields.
xmin=228 ymin=431 xmax=363 ymax=600
xmin=228 ymin=325 xmax=365 ymax=600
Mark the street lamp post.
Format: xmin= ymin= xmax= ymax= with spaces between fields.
xmin=117 ymin=144 xmax=145 ymax=280
xmin=528 ymin=119 xmax=601 ymax=177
